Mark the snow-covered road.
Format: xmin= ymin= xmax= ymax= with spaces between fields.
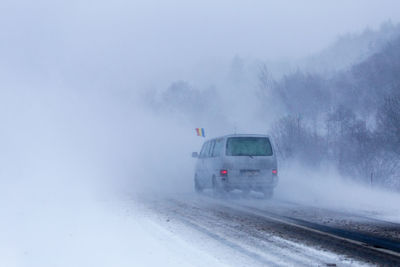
xmin=134 ymin=192 xmax=400 ymax=266
xmin=1 ymin=196 xmax=232 ymax=267
xmin=4 ymin=191 xmax=400 ymax=267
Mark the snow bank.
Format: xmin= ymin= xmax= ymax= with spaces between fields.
xmin=0 ymin=192 xmax=228 ymax=267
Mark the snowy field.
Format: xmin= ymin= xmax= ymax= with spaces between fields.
xmin=0 ymin=186 xmax=230 ymax=267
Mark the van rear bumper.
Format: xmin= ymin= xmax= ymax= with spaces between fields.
xmin=222 ymin=174 xmax=278 ymax=192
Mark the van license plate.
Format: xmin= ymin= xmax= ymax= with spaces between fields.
xmin=240 ymin=170 xmax=260 ymax=176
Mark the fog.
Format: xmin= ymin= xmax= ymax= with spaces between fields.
xmin=276 ymin=161 xmax=400 ymax=223
xmin=2 ymin=1 xmax=400 ymax=265
xmin=0 ymin=86 xmax=198 ymax=197
xmin=2 ymin=0 xmax=400 ymax=87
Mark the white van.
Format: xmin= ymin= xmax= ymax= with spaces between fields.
xmin=192 ymin=134 xmax=278 ymax=198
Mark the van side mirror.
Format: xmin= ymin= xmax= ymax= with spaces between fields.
xmin=192 ymin=152 xmax=199 ymax=158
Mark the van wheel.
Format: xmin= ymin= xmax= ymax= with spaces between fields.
xmin=212 ymin=176 xmax=223 ymax=196
xmin=263 ymin=189 xmax=273 ymax=199
xmin=194 ymin=175 xmax=203 ymax=193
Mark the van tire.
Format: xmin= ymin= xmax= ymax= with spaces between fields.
xmin=194 ymin=175 xmax=203 ymax=193
xmin=212 ymin=176 xmax=223 ymax=196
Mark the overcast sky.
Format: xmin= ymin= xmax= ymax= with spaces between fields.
xmin=1 ymin=0 xmax=400 ymax=88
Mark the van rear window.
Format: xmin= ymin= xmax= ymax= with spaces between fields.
xmin=226 ymin=137 xmax=273 ymax=156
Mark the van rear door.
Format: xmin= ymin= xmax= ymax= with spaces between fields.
xmin=224 ymin=137 xmax=276 ymax=176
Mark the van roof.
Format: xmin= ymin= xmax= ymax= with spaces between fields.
xmin=205 ymin=134 xmax=271 ymax=142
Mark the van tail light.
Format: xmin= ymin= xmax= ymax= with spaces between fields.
xmin=272 ymin=169 xmax=277 ymax=175
xmin=220 ymin=169 xmax=228 ymax=176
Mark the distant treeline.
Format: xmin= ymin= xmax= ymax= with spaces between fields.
xmin=262 ymin=35 xmax=400 ymax=190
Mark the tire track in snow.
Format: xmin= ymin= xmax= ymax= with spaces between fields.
xmin=149 ymin=197 xmax=364 ymax=266
xmin=195 ymin=195 xmax=400 ymax=264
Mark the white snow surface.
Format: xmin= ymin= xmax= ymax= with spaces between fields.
xmin=0 ymin=194 xmax=230 ymax=267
